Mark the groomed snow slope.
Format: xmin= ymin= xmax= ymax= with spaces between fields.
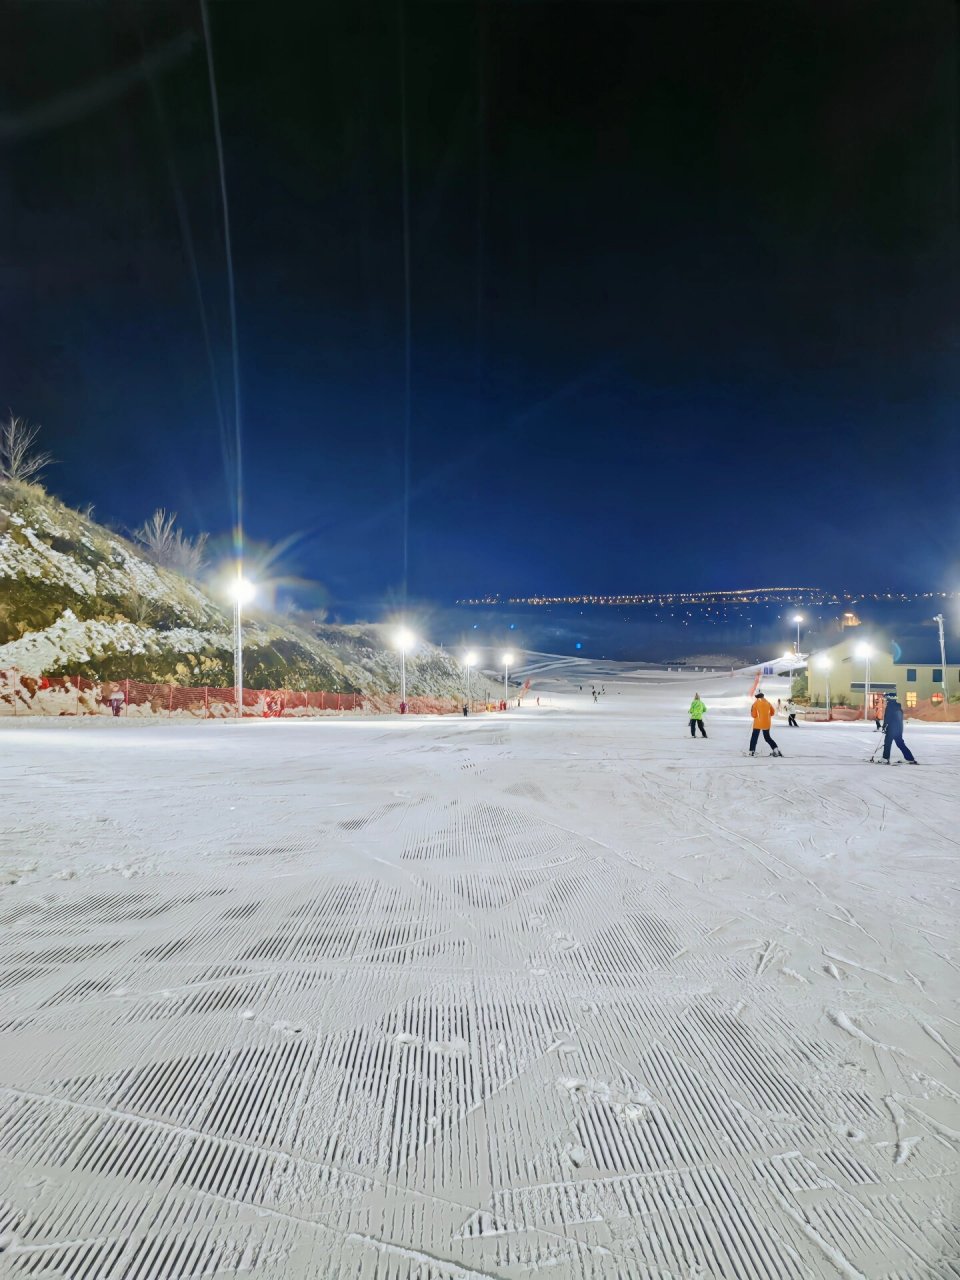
xmin=1 ymin=664 xmax=958 ymax=1279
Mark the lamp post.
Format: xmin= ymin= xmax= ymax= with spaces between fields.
xmin=855 ymin=641 xmax=872 ymax=722
xmin=229 ymin=572 xmax=256 ymax=718
xmin=934 ymin=613 xmax=948 ymax=711
xmin=792 ymin=613 xmax=804 ymax=655
xmin=815 ymin=654 xmax=832 ymax=720
xmin=463 ymin=651 xmax=477 ymax=710
xmin=782 ymin=650 xmax=794 ymax=696
xmin=502 ymin=652 xmax=514 ymax=706
xmin=395 ymin=629 xmax=415 ymax=709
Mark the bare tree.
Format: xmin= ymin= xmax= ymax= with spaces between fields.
xmin=135 ymin=508 xmax=208 ymax=578
xmin=0 ymin=413 xmax=53 ymax=483
xmin=170 ymin=529 xmax=208 ymax=578
xmin=136 ymin=509 xmax=179 ymax=562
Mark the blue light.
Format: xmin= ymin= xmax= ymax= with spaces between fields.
xmin=575 ymin=642 xmax=582 ymax=650
xmin=509 ymin=623 xmax=516 ymax=630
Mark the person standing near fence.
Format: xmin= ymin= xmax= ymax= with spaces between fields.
xmin=108 ymin=686 xmax=124 ymax=717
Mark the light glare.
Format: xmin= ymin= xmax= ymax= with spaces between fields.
xmin=229 ymin=576 xmax=256 ymax=605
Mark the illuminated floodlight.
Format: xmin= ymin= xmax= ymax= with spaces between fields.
xmin=792 ymin=613 xmax=804 ymax=624
xmin=855 ymin=641 xmax=873 ymax=721
xmin=229 ymin=575 xmax=256 ymax=606
xmin=462 ymin=651 xmax=478 ymax=708
xmin=815 ymin=654 xmax=832 ymax=671
xmin=781 ymin=651 xmax=793 ymax=662
xmin=394 ymin=628 xmax=416 ymax=709
xmin=500 ymin=652 xmax=515 ymax=707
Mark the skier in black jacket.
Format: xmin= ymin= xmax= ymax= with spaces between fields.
xmin=881 ymin=692 xmax=917 ymax=764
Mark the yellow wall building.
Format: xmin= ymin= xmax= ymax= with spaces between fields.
xmin=806 ymin=635 xmax=953 ymax=712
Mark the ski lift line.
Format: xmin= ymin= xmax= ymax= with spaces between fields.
xmin=475 ymin=0 xmax=488 ymax=384
xmin=138 ymin=35 xmax=232 ymax=507
xmin=398 ymin=0 xmax=413 ymax=604
xmin=200 ymin=0 xmax=244 ymax=553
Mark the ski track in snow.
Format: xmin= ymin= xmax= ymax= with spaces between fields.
xmin=0 ymin=665 xmax=958 ymax=1279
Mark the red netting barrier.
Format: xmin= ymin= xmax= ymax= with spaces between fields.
xmin=804 ymin=698 xmax=960 ymax=723
xmin=0 ymin=670 xmax=365 ymax=719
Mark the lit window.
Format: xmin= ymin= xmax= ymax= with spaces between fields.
xmin=906 ymin=668 xmax=916 ymax=682
xmin=931 ymin=692 xmax=943 ymax=704
xmin=932 ymin=669 xmax=943 ymax=683
xmin=905 ymin=691 xmax=917 ymax=708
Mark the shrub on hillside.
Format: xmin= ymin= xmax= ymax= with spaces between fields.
xmin=0 ymin=414 xmax=53 ymax=484
xmin=135 ymin=509 xmax=209 ymax=578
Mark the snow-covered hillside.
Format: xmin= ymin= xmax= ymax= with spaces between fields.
xmin=0 ymin=481 xmax=490 ymax=701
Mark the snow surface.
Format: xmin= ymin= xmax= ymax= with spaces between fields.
xmin=1 ymin=662 xmax=958 ymax=1279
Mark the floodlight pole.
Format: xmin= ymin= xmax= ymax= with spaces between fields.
xmin=234 ymin=597 xmax=243 ymax=718
xmin=863 ymin=653 xmax=871 ymax=721
xmin=934 ymin=613 xmax=948 ymax=712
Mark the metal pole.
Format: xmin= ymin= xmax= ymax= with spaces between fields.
xmin=825 ymin=674 xmax=831 ymax=721
xmin=934 ymin=613 xmax=948 ymax=711
xmin=796 ymin=619 xmax=801 ymax=653
xmin=466 ymin=663 xmax=471 ymax=709
xmin=234 ymin=598 xmax=243 ymax=717
xmin=400 ymin=648 xmax=406 ymax=705
xmin=503 ymin=660 xmax=508 ymax=705
xmin=863 ymin=655 xmax=870 ymax=721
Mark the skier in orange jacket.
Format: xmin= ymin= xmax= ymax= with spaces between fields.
xmin=749 ymin=692 xmax=782 ymax=756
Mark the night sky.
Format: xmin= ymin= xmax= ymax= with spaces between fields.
xmin=3 ymin=1 xmax=958 ymax=615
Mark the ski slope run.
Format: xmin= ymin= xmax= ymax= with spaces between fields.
xmin=0 ymin=664 xmax=958 ymax=1279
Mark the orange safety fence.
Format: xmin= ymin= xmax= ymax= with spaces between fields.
xmin=804 ymin=698 xmax=960 ymax=723
xmin=0 ymin=671 xmax=364 ymax=719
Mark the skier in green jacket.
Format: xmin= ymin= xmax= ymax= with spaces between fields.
xmin=688 ymin=694 xmax=707 ymax=738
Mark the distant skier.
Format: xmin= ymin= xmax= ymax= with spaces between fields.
xmin=748 ymin=692 xmax=782 ymax=756
xmin=108 ymin=686 xmax=124 ymax=717
xmin=462 ymin=704 xmax=468 ymax=717
xmin=786 ymin=701 xmax=799 ymax=728
xmin=880 ymin=691 xmax=917 ymax=764
xmin=688 ymin=693 xmax=707 ymax=738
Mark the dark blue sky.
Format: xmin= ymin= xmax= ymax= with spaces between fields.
xmin=2 ymin=0 xmax=958 ymax=616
